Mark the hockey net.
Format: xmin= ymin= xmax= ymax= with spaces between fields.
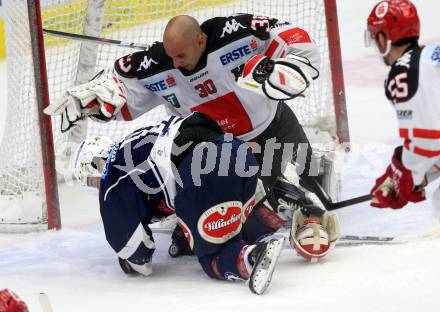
xmin=1 ymin=0 xmax=347 ymax=231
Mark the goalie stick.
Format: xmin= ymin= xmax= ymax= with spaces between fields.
xmin=43 ymin=28 xmax=149 ymax=50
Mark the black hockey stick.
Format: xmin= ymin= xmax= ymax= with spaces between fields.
xmin=326 ymin=194 xmax=372 ymax=210
xmin=295 ymin=175 xmax=372 ymax=210
xmin=268 ymin=178 xmax=372 ymax=211
xmin=43 ymin=28 xmax=149 ymax=50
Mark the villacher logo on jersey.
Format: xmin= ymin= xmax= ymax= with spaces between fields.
xmin=219 ymin=39 xmax=258 ymax=65
xmin=198 ymin=202 xmax=243 ymax=244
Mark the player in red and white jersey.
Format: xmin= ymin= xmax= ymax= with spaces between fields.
xmin=365 ymin=0 xmax=440 ymax=209
xmin=46 ymin=13 xmax=328 ymax=212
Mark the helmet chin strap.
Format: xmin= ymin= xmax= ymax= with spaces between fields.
xmin=380 ymin=40 xmax=392 ymax=57
xmin=373 ymin=38 xmax=392 ymax=57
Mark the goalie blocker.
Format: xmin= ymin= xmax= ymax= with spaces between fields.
xmin=238 ymin=54 xmax=319 ymax=101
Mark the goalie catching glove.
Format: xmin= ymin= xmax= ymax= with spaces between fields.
xmin=290 ymin=201 xmax=339 ymax=263
xmin=237 ymin=54 xmax=319 ymax=101
xmin=43 ymin=68 xmax=127 ymax=132
xmin=370 ymin=146 xmax=426 ymax=209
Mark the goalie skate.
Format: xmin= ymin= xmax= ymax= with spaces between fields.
xmin=249 ymin=236 xmax=285 ymax=295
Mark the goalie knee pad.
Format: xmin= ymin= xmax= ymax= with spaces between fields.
xmin=290 ymin=209 xmax=339 ymax=263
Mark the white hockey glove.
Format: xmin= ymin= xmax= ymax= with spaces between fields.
xmin=290 ymin=208 xmax=339 ymax=263
xmin=238 ymin=54 xmax=319 ymax=101
xmin=43 ymin=68 xmax=127 ymax=132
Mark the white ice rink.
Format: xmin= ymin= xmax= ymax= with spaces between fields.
xmin=1 ymin=1 xmax=440 ymax=311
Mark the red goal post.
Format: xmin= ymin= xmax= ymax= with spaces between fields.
xmin=1 ymin=0 xmax=348 ymax=232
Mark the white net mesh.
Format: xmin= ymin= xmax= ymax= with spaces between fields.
xmin=1 ymin=0 xmax=335 ymax=229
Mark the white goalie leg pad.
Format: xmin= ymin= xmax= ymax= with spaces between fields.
xmin=290 ymin=209 xmax=339 ymax=263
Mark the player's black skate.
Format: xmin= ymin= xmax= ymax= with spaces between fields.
xmin=168 ymin=224 xmax=194 ymax=258
xmin=248 ymin=236 xmax=285 ymax=295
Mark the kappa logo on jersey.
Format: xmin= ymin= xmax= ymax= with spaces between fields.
xmin=137 ymin=55 xmax=158 ymax=71
xmin=163 ymin=93 xmax=181 ymax=108
xmin=219 ymin=40 xmax=258 ymax=65
xmin=145 ymin=75 xmax=177 ymax=92
xmin=197 ymin=201 xmax=243 ymax=244
xmin=220 ymin=19 xmax=246 ymax=38
xmin=396 ymin=51 xmax=412 ymax=69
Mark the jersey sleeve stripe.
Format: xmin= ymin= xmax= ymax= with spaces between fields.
xmin=264 ymin=40 xmax=280 ymax=58
xmin=120 ymin=104 xmax=133 ymax=121
xmin=399 ymin=128 xmax=409 ymax=138
xmin=412 ymin=146 xmax=440 ymax=158
xmin=400 ymin=128 xmax=440 ymax=139
xmin=413 ymin=128 xmax=440 ymax=139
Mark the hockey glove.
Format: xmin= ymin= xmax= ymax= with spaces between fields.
xmin=0 ymin=289 xmax=29 ymax=312
xmin=44 ymin=68 xmax=127 ymax=132
xmin=370 ymin=146 xmax=426 ymax=209
xmin=237 ymin=54 xmax=319 ymax=101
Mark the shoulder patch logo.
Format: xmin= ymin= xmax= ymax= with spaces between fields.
xmin=163 ymin=93 xmax=180 ymax=108
xmin=220 ymin=19 xmax=246 ymax=38
xmin=137 ymin=56 xmax=158 ymax=71
xmin=396 ymin=51 xmax=412 ymax=69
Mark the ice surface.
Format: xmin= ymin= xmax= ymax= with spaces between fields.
xmin=0 ymin=1 xmax=440 ymax=311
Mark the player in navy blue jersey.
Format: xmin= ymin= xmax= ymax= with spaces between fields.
xmin=73 ymin=113 xmax=339 ymax=294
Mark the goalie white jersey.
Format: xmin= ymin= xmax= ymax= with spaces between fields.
xmin=385 ymin=44 xmax=440 ymax=185
xmin=112 ymin=14 xmax=320 ymax=141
